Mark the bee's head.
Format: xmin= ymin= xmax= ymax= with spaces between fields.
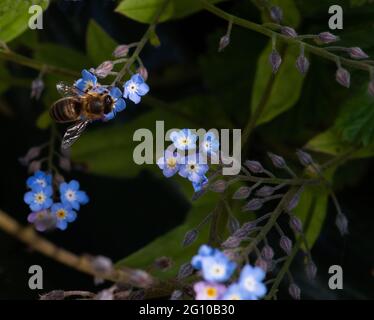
xmin=103 ymin=94 xmax=113 ymax=114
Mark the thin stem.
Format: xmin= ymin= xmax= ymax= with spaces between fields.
xmin=241 ymin=187 xmax=299 ymax=259
xmin=236 ymin=175 xmax=321 ymax=186
xmin=0 ymin=50 xmax=79 ymax=78
xmin=0 ymin=209 xmax=155 ymax=288
xmin=265 ymin=194 xmax=317 ymax=299
xmin=112 ymin=0 xmax=171 ymax=85
xmin=200 ymin=0 xmax=372 ymax=72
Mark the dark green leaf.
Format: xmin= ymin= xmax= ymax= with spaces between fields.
xmin=115 ymin=0 xmax=226 ymax=24
xmin=0 ymin=0 xmax=49 ymax=43
xmin=34 ymin=43 xmax=87 ymax=71
xmin=86 ymin=20 xmax=118 ymax=66
xmin=306 ymin=128 xmax=374 ymax=158
xmin=251 ymin=43 xmax=304 ymax=126
xmin=294 ymin=168 xmax=336 ymax=249
xmin=334 ymin=86 xmax=374 ymax=146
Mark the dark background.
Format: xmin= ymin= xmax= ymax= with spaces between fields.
xmin=0 ymin=0 xmax=373 ymax=300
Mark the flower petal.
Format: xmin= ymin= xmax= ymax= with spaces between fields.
xmin=114 ymin=98 xmax=126 ymax=112
xmin=137 ymin=83 xmax=149 ymax=96
xmin=109 ymin=87 xmax=122 ymax=99
xmin=129 ymin=92 xmax=141 ymax=104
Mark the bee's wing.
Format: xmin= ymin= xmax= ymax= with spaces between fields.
xmin=56 ymin=81 xmax=85 ymax=97
xmin=61 ymin=120 xmax=90 ymax=149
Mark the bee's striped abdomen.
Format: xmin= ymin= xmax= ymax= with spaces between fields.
xmin=50 ymin=98 xmax=82 ymax=123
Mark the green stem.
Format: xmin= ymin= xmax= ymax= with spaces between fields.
xmin=265 ymin=195 xmax=317 ymax=299
xmin=241 ymin=187 xmax=299 ymax=259
xmin=234 ymin=175 xmax=321 ymax=186
xmin=200 ymin=0 xmax=372 ymax=72
xmin=0 ymin=50 xmax=79 ymax=78
xmin=112 ymin=0 xmax=171 ymax=85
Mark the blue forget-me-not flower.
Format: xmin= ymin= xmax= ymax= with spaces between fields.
xmin=60 ymin=180 xmax=89 ymax=211
xmin=123 ymin=74 xmax=149 ymax=104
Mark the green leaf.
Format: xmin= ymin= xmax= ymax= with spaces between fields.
xmin=34 ymin=43 xmax=87 ymax=71
xmin=86 ymin=20 xmax=118 ymax=66
xmin=306 ymin=128 xmax=374 ymax=159
xmin=334 ymin=86 xmax=374 ymax=146
xmin=115 ymin=0 xmax=226 ymax=24
xmin=116 ymin=190 xmax=221 ymax=279
xmin=251 ymin=43 xmax=304 ymax=126
xmin=0 ymin=0 xmax=49 ymax=43
xmin=294 ymin=168 xmax=336 ymax=249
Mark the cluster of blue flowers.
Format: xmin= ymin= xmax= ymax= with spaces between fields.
xmin=191 ymin=245 xmax=267 ymax=300
xmin=157 ymin=129 xmax=219 ymax=192
xmin=24 ymin=171 xmax=89 ymax=231
xmin=74 ymin=69 xmax=149 ymax=120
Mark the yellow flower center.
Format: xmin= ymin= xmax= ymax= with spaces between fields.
xmin=167 ymin=157 xmax=177 ymax=168
xmin=56 ymin=209 xmax=67 ymax=219
xmin=34 ymin=192 xmax=45 ymax=204
xmin=205 ymin=287 xmax=218 ymax=298
xmin=244 ymin=276 xmax=256 ymax=291
xmin=212 ymin=264 xmax=225 ymax=276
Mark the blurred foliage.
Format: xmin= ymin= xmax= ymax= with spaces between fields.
xmin=0 ymin=0 xmax=49 ymax=43
xmin=251 ymin=43 xmax=304 ymax=126
xmin=116 ymin=0 xmax=227 ymax=24
xmin=0 ymin=0 xmax=373 ymax=289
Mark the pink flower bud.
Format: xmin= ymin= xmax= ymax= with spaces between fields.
xmin=94 ymin=61 xmax=113 ymax=78
xmin=222 ymin=236 xmax=241 ymax=249
xmin=270 ymin=6 xmax=283 ymax=23
xmin=336 ymin=67 xmax=351 ymax=88
xmin=288 ymin=283 xmax=301 ymax=300
xmin=31 ymin=78 xmax=44 ymax=100
xmin=306 ymin=261 xmax=317 ymax=280
xmin=210 ymin=179 xmax=227 ymax=193
xmin=316 ymin=32 xmax=339 ymax=44
xmin=137 ymin=66 xmax=148 ymax=81
xmin=232 ymin=186 xmax=251 ymax=200
xmin=113 ymin=44 xmax=129 ymax=57
xmin=347 ymin=47 xmax=368 ymax=59
xmin=296 ymin=54 xmax=310 ymax=75
xmin=269 ymin=50 xmax=282 ymax=73
xmin=279 ymin=236 xmax=292 ymax=255
xmin=244 ymin=160 xmax=264 ymax=173
xmin=242 ymin=198 xmax=263 ymax=212
xmin=335 ymin=213 xmax=349 ymax=236
xmin=182 ymin=229 xmax=198 ymax=247
xmin=281 ymin=26 xmax=298 ymax=38
xmin=261 ymin=245 xmax=274 ymax=260
xmin=218 ymin=35 xmax=230 ymax=52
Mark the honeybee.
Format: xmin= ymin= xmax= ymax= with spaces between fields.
xmin=50 ymin=82 xmax=114 ymax=149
